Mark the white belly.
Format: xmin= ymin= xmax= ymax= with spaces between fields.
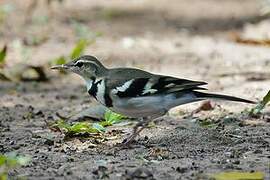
xmin=112 ymin=96 xmax=166 ymax=118
xmin=111 ymin=93 xmax=198 ymax=118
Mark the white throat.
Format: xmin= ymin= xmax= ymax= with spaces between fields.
xmin=84 ymin=78 xmax=93 ymax=91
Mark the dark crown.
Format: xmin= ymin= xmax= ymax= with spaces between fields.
xmin=74 ymin=55 xmax=108 ymax=74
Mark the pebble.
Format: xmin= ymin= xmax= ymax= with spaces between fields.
xmin=176 ymin=166 xmax=188 ymax=173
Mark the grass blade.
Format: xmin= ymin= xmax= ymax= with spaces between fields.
xmin=250 ymin=90 xmax=270 ymax=115
xmin=0 ymin=45 xmax=7 ymax=64
xmin=70 ymin=39 xmax=88 ymax=59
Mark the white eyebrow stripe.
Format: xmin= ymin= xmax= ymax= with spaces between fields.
xmin=76 ymin=60 xmax=99 ymax=67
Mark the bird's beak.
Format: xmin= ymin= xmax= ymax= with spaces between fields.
xmin=50 ymin=64 xmax=69 ymax=70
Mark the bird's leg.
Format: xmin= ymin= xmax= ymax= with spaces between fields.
xmin=122 ymin=117 xmax=152 ymax=145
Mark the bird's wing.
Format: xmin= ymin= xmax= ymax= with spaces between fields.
xmin=106 ymin=68 xmax=207 ymax=98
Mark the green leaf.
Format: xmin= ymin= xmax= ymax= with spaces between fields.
xmin=15 ymin=155 xmax=31 ymax=166
xmin=52 ymin=120 xmax=100 ymax=135
xmin=52 ymin=119 xmax=72 ymax=131
xmin=0 ymin=153 xmax=31 ymax=168
xmin=0 ymin=45 xmax=7 ymax=64
xmin=0 ymin=153 xmax=30 ymax=180
xmin=70 ymin=39 xmax=88 ymax=59
xmin=0 ymin=173 xmax=7 ymax=180
xmin=99 ymin=121 xmax=113 ymax=127
xmin=104 ymin=110 xmax=126 ymax=125
xmin=93 ymin=110 xmax=127 ymax=130
xmin=66 ymin=122 xmax=98 ymax=134
xmin=261 ymin=90 xmax=270 ymax=106
xmin=0 ymin=155 xmax=6 ymax=166
xmin=92 ymin=123 xmax=106 ymax=132
xmin=3 ymin=153 xmax=20 ymax=167
xmin=250 ymin=90 xmax=270 ymax=115
xmin=52 ymin=112 xmax=126 ymax=137
xmin=210 ymin=171 xmax=264 ymax=180
xmin=0 ymin=152 xmax=31 ymax=180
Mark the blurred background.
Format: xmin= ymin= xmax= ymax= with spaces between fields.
xmin=1 ymin=0 xmax=270 ymax=109
xmin=0 ymin=1 xmax=270 ymax=179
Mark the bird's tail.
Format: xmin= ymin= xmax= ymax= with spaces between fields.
xmin=193 ymin=91 xmax=256 ymax=104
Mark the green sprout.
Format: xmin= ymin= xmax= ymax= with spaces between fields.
xmin=0 ymin=45 xmax=7 ymax=65
xmin=52 ymin=120 xmax=103 ymax=136
xmin=0 ymin=153 xmax=31 ymax=180
xmin=50 ymin=39 xmax=91 ymax=67
xmin=70 ymin=39 xmax=89 ymax=59
xmin=50 ymin=22 xmax=102 ymax=67
xmin=99 ymin=109 xmax=127 ymax=127
xmin=52 ymin=56 xmax=66 ymax=66
xmin=250 ymin=90 xmax=270 ymax=115
xmin=51 ymin=110 xmax=127 ymax=138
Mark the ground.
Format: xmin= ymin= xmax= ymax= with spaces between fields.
xmin=0 ymin=0 xmax=270 ymax=179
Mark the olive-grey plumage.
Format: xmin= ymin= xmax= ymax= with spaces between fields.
xmin=51 ymin=55 xmax=255 ymax=144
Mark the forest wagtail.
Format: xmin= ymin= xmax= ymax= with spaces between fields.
xmin=51 ymin=55 xmax=255 ymax=144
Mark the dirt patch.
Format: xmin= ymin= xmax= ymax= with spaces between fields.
xmin=0 ymin=0 xmax=270 ymax=179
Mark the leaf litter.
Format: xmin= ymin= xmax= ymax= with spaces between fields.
xmin=50 ymin=109 xmax=128 ymax=143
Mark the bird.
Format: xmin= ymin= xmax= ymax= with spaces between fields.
xmin=51 ymin=55 xmax=255 ymax=144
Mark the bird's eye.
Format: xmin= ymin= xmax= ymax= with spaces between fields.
xmin=75 ymin=62 xmax=83 ymax=67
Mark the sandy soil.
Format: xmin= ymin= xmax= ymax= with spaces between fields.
xmin=0 ymin=0 xmax=270 ymax=179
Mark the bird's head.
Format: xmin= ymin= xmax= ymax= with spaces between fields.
xmin=51 ymin=55 xmax=108 ymax=79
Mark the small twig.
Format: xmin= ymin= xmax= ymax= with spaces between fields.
xmin=225 ymin=133 xmax=242 ymax=139
xmin=56 ymin=112 xmax=69 ymax=120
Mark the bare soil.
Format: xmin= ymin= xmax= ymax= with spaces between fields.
xmin=0 ymin=0 xmax=270 ymax=179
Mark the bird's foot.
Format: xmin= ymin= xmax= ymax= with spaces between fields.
xmin=117 ymin=117 xmax=152 ymax=147
xmin=121 ymin=134 xmax=138 ymax=145
xmin=120 ymin=125 xmax=146 ymax=147
xmin=113 ymin=136 xmax=135 ymax=149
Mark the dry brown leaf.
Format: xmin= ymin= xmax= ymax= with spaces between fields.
xmin=231 ymin=33 xmax=270 ymax=46
xmin=193 ymin=100 xmax=215 ymax=113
